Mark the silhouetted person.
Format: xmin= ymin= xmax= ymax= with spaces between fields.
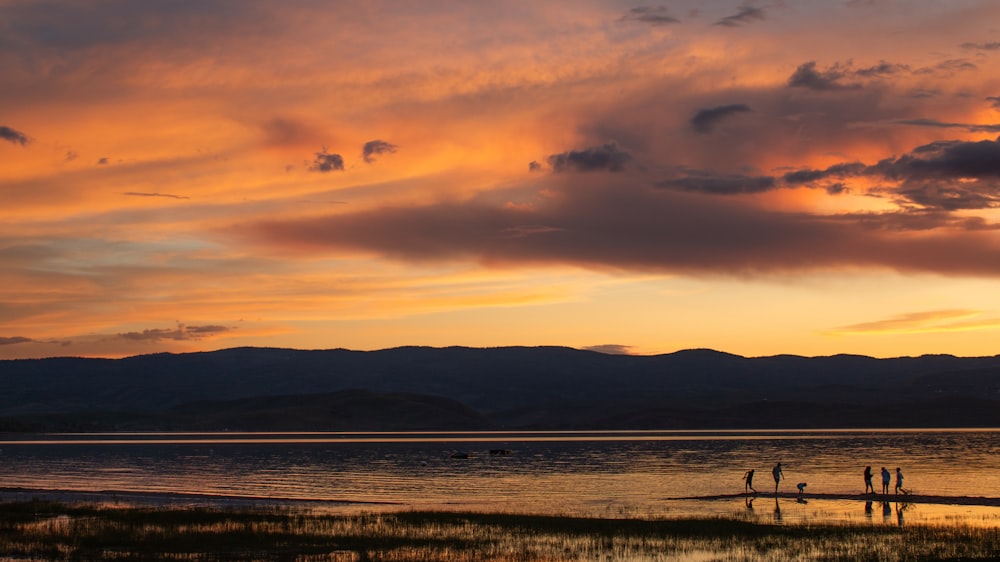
xmin=881 ymin=467 xmax=890 ymax=495
xmin=796 ymin=482 xmax=807 ymax=495
xmin=895 ymin=467 xmax=905 ymax=494
xmin=772 ymin=462 xmax=783 ymax=494
xmin=744 ymin=469 xmax=757 ymax=494
xmin=864 ymin=466 xmax=875 ymax=494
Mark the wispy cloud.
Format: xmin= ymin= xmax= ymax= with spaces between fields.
xmin=121 ymin=192 xmax=190 ymax=200
xmin=830 ymin=310 xmax=1000 ymax=335
xmin=714 ymin=5 xmax=766 ymax=27
xmin=621 ymin=6 xmax=679 ymax=26
xmin=115 ymin=324 xmax=234 ymax=342
xmin=583 ymin=344 xmax=633 ymax=355
xmin=0 ymin=336 xmax=34 ymax=345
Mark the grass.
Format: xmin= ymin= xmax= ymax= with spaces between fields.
xmin=1 ymin=500 xmax=999 ymax=561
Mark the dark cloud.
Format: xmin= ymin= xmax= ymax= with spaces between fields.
xmin=714 ymin=5 xmax=766 ymax=27
xmin=787 ymin=61 xmax=860 ymax=91
xmin=122 ymin=192 xmax=190 ymax=199
xmin=0 ymin=125 xmax=30 ymax=146
xmin=987 ymin=96 xmax=1000 ymax=109
xmin=362 ymin=140 xmax=398 ymax=163
xmin=961 ymin=42 xmax=1000 ymax=51
xmin=528 ymin=161 xmax=543 ymax=172
xmin=854 ymin=61 xmax=909 ymax=77
xmin=789 ymin=137 xmax=1000 ymax=211
xmin=657 ymin=172 xmax=776 ymax=194
xmin=116 ymin=324 xmax=234 ymax=342
xmin=0 ymin=336 xmax=33 ymax=345
xmin=583 ymin=344 xmax=633 ymax=355
xmin=891 ymin=118 xmax=1000 ymax=133
xmin=547 ymin=143 xmax=631 ymax=173
xmin=873 ymin=136 xmax=1000 ymax=181
xmin=782 ymin=162 xmax=866 ymax=185
xmin=690 ymin=103 xmax=751 ymax=133
xmin=919 ymin=59 xmax=977 ymax=74
xmin=97 ymin=157 xmax=109 ymax=165
xmin=309 ymin=149 xmax=344 ymax=172
xmin=621 ymin=6 xmax=679 ymax=25
xmin=244 ymin=178 xmax=1000 ymax=277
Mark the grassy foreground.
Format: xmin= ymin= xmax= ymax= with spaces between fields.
xmin=1 ymin=500 xmax=999 ymax=561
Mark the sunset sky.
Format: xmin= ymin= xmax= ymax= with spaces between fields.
xmin=3 ymin=0 xmax=1000 ymax=360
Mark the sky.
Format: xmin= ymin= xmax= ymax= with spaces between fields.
xmin=2 ymin=0 xmax=1000 ymax=360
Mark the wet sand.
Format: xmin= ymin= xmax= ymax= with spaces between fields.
xmin=0 ymin=486 xmax=400 ymax=508
xmin=5 ymin=486 xmax=1000 ymax=512
xmin=673 ymin=491 xmax=1000 ymax=507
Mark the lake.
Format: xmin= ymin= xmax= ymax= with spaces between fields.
xmin=1 ymin=429 xmax=999 ymax=526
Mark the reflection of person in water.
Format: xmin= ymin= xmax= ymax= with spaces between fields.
xmin=864 ymin=466 xmax=875 ymax=494
xmin=745 ymin=496 xmax=754 ymax=511
xmin=865 ymin=500 xmax=873 ymax=519
xmin=896 ymin=503 xmax=905 ymax=526
xmin=895 ymin=468 xmax=905 ymax=495
xmin=881 ymin=467 xmax=891 ymax=495
xmin=773 ymin=497 xmax=782 ymax=522
xmin=882 ymin=501 xmax=891 ymax=520
xmin=744 ymin=469 xmax=757 ymax=494
xmin=772 ymin=463 xmax=783 ymax=494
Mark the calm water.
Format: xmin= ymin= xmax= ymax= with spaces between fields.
xmin=1 ymin=429 xmax=999 ymax=526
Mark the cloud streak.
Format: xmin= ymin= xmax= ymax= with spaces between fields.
xmin=714 ymin=5 xmax=766 ymax=27
xmin=244 ymin=177 xmax=1000 ymax=277
xmin=0 ymin=125 xmax=29 ymax=145
xmin=547 ymin=143 xmax=631 ymax=173
xmin=690 ymin=104 xmax=751 ymax=133
xmin=831 ymin=310 xmax=1000 ymax=335
xmin=116 ymin=324 xmax=234 ymax=342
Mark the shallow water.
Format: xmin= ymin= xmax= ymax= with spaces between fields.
xmin=1 ymin=429 xmax=998 ymax=525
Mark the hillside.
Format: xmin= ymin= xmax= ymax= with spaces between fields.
xmin=1 ymin=346 xmax=999 ymax=430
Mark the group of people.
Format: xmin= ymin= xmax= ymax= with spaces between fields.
xmin=742 ymin=463 xmax=788 ymax=494
xmin=742 ymin=463 xmax=906 ymax=496
xmin=864 ymin=465 xmax=905 ymax=495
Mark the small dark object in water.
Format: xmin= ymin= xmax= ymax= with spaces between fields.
xmin=450 ymin=452 xmax=471 ymax=459
xmin=490 ymin=449 xmax=512 ymax=456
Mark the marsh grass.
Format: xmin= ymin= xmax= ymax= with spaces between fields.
xmin=1 ymin=500 xmax=999 ymax=561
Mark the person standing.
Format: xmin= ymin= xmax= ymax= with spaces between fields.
xmin=744 ymin=469 xmax=757 ymax=494
xmin=895 ymin=467 xmax=905 ymax=494
xmin=864 ymin=466 xmax=874 ymax=494
xmin=772 ymin=462 xmax=783 ymax=494
xmin=881 ymin=467 xmax=890 ymax=495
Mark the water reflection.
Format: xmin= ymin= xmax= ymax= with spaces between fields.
xmin=0 ymin=429 xmax=998 ymax=526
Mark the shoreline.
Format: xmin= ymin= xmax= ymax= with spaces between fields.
xmin=672 ymin=491 xmax=1000 ymax=507
xmin=0 ymin=486 xmax=401 ymax=508
xmin=6 ymin=486 xmax=1000 ymax=511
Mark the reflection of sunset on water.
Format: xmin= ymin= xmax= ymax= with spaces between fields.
xmin=2 ymin=429 xmax=1000 ymax=526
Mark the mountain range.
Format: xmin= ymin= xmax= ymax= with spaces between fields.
xmin=1 ymin=346 xmax=999 ymax=431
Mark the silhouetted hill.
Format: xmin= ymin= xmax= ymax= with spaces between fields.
xmin=1 ymin=346 xmax=999 ymax=430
